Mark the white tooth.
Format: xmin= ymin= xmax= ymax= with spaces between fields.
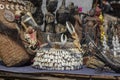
xmin=10 ymin=4 xmax=15 ymax=10
xmin=0 ymin=4 xmax=5 ymax=10
xmin=8 ymin=0 xmax=12 ymax=2
xmin=6 ymin=4 xmax=10 ymax=10
xmin=13 ymin=0 xmax=16 ymax=3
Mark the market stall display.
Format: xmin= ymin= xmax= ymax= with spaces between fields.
xmin=0 ymin=0 xmax=120 ymax=79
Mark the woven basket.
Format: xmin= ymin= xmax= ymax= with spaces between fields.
xmin=0 ymin=34 xmax=30 ymax=67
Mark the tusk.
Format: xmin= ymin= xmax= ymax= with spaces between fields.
xmin=66 ymin=21 xmax=75 ymax=34
xmin=47 ymin=34 xmax=52 ymax=46
xmin=60 ymin=34 xmax=67 ymax=46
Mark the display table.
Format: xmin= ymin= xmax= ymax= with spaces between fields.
xmin=0 ymin=62 xmax=119 ymax=80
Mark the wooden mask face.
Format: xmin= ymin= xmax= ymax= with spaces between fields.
xmin=56 ymin=0 xmax=70 ymax=24
xmin=46 ymin=0 xmax=58 ymax=12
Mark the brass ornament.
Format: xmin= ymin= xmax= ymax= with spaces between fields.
xmin=4 ymin=10 xmax=15 ymax=22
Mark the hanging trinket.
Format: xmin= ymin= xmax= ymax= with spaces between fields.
xmin=4 ymin=10 xmax=15 ymax=22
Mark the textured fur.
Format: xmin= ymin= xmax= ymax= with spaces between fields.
xmin=0 ymin=22 xmax=24 ymax=47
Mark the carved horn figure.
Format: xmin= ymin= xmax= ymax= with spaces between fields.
xmin=66 ymin=22 xmax=83 ymax=52
xmin=47 ymin=34 xmax=67 ymax=48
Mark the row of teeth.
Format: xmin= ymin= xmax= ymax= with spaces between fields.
xmin=33 ymin=48 xmax=83 ymax=70
xmin=37 ymin=48 xmax=82 ymax=54
xmin=110 ymin=1 xmax=120 ymax=4
xmin=7 ymin=0 xmax=26 ymax=5
xmin=0 ymin=3 xmax=27 ymax=11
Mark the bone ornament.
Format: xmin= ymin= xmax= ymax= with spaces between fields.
xmin=15 ymin=4 xmax=19 ymax=10
xmin=32 ymin=48 xmax=83 ymax=70
xmin=47 ymin=34 xmax=67 ymax=48
xmin=8 ymin=0 xmax=12 ymax=2
xmin=112 ymin=35 xmax=120 ymax=57
xmin=16 ymin=0 xmax=21 ymax=4
xmin=1 ymin=0 xmax=6 ymax=2
xmin=20 ymin=5 xmax=24 ymax=11
xmin=102 ymin=36 xmax=109 ymax=53
xmin=5 ymin=4 xmax=10 ymax=10
xmin=10 ymin=4 xmax=15 ymax=10
xmin=12 ymin=0 xmax=16 ymax=3
xmin=0 ymin=4 xmax=5 ymax=9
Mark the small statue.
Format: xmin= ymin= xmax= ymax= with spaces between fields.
xmin=44 ymin=0 xmax=58 ymax=33
xmin=55 ymin=0 xmax=70 ymax=33
xmin=33 ymin=9 xmax=44 ymax=25
xmin=32 ymin=0 xmax=44 ymax=25
xmin=56 ymin=0 xmax=70 ymax=24
xmin=44 ymin=12 xmax=55 ymax=33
